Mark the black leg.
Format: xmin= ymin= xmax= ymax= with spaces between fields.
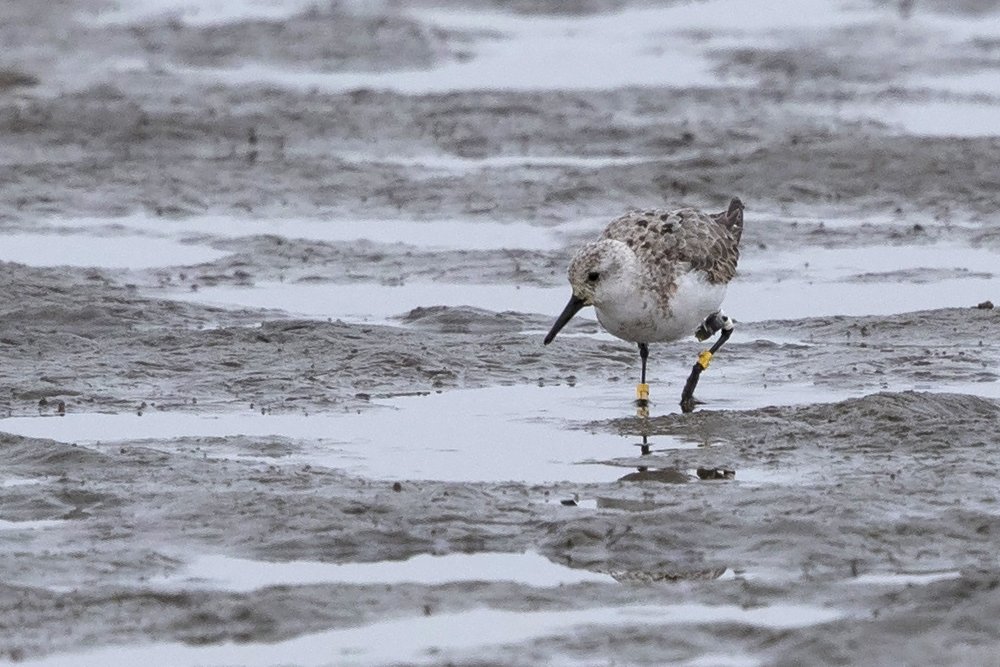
xmin=636 ymin=342 xmax=650 ymax=410
xmin=680 ymin=314 xmax=734 ymax=413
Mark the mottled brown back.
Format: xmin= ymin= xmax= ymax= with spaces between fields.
xmin=600 ymin=198 xmax=744 ymax=291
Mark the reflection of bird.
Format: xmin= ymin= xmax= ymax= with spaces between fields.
xmin=544 ymin=198 xmax=744 ymax=412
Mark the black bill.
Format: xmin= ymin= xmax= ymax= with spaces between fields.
xmin=543 ymin=294 xmax=585 ymax=345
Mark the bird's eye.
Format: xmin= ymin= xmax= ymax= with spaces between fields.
xmin=587 ymin=271 xmax=600 ymax=282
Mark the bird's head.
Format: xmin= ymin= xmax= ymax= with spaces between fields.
xmin=544 ymin=240 xmax=633 ymax=345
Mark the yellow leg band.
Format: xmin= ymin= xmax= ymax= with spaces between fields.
xmin=697 ymin=350 xmax=713 ymax=369
xmin=636 ymin=383 xmax=650 ymax=401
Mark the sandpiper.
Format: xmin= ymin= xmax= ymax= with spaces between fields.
xmin=544 ymin=198 xmax=744 ymax=412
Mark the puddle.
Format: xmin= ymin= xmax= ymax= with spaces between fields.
xmin=4 ymin=376 xmax=994 ymax=484
xmin=846 ymin=570 xmax=962 ymax=586
xmin=172 ymin=4 xmax=729 ymax=93
xmin=84 ymin=0 xmax=317 ymax=26
xmin=20 ymin=602 xmax=844 ymax=667
xmin=749 ymin=244 xmax=999 ymax=282
xmin=38 ymin=214 xmax=566 ymax=252
xmin=718 ymin=568 xmax=791 ymax=584
xmin=682 ymin=656 xmax=759 ymax=667
xmin=166 ymin=281 xmax=568 ymax=324
xmin=24 ymin=215 xmax=998 ymax=326
xmin=731 ymin=244 xmax=1000 ymax=321
xmin=731 ymin=274 xmax=996 ymax=321
xmin=0 ymin=384 xmax=706 ymax=484
xmin=0 ymin=234 xmax=228 ymax=269
xmin=0 ymin=519 xmax=66 ymax=531
xmin=161 ymin=0 xmax=998 ymax=98
xmin=0 ymin=477 xmax=48 ymax=488
xmin=880 ymin=101 xmax=999 ymax=137
xmin=334 ymin=151 xmax=664 ymax=174
xmin=916 ymin=381 xmax=1000 ymax=401
xmin=152 ymin=551 xmax=614 ymax=592
xmin=810 ymin=100 xmax=1000 ymax=137
xmin=152 ymin=242 xmax=1000 ymax=324
xmin=915 ymin=70 xmax=1000 ymax=99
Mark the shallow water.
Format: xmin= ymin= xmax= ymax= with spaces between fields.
xmin=164 ymin=243 xmax=1000 ymax=323
xmin=152 ymin=551 xmax=615 ymax=591
xmin=0 ymin=384 xmax=704 ymax=484
xmin=845 ymin=570 xmax=963 ymax=587
xmin=728 ymin=275 xmax=998 ymax=321
xmin=5 ymin=377 xmax=997 ymax=484
xmin=168 ymin=281 xmax=569 ymax=323
xmin=730 ymin=244 xmax=1000 ymax=319
xmin=0 ymin=519 xmax=66 ymax=531
xmin=160 ymin=0 xmax=1000 ymax=106
xmin=164 ymin=0 xmax=908 ymax=95
xmin=333 ymin=151 xmax=667 ymax=173
xmin=174 ymin=5 xmax=724 ymax=93
xmin=917 ymin=70 xmax=1000 ymax=99
xmin=0 ymin=477 xmax=48 ymax=488
xmin=0 ymin=234 xmax=227 ymax=269
xmin=19 ymin=602 xmax=845 ymax=667
xmin=36 ymin=213 xmax=568 ymax=251
xmin=85 ymin=0 xmax=317 ymax=26
xmin=6 ymin=216 xmax=997 ymax=324
xmin=811 ymin=99 xmax=1000 ymax=137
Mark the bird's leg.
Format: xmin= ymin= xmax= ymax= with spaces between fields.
xmin=636 ymin=342 xmax=650 ymax=413
xmin=680 ymin=313 xmax=734 ymax=413
xmin=639 ymin=342 xmax=649 ymax=384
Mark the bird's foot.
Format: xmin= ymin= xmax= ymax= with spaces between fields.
xmin=695 ymin=313 xmax=734 ymax=342
xmin=680 ymin=394 xmax=703 ymax=414
xmin=695 ymin=313 xmax=726 ymax=342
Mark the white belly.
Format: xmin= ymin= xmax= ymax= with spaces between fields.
xmin=595 ymin=272 xmax=726 ymax=343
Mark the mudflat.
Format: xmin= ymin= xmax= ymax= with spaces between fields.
xmin=1 ymin=1 xmax=999 ymax=665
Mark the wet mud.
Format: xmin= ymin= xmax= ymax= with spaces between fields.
xmin=2 ymin=0 xmax=1000 ymax=665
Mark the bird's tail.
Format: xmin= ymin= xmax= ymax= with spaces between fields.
xmin=714 ymin=197 xmax=744 ymax=242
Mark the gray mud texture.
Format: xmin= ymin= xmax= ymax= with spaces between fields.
xmin=2 ymin=0 xmax=1000 ymax=665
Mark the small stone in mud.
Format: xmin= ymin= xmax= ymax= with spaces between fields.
xmin=392 ymin=482 xmax=402 ymax=492
xmin=976 ymin=300 xmax=994 ymax=310
xmin=560 ymin=498 xmax=578 ymax=506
